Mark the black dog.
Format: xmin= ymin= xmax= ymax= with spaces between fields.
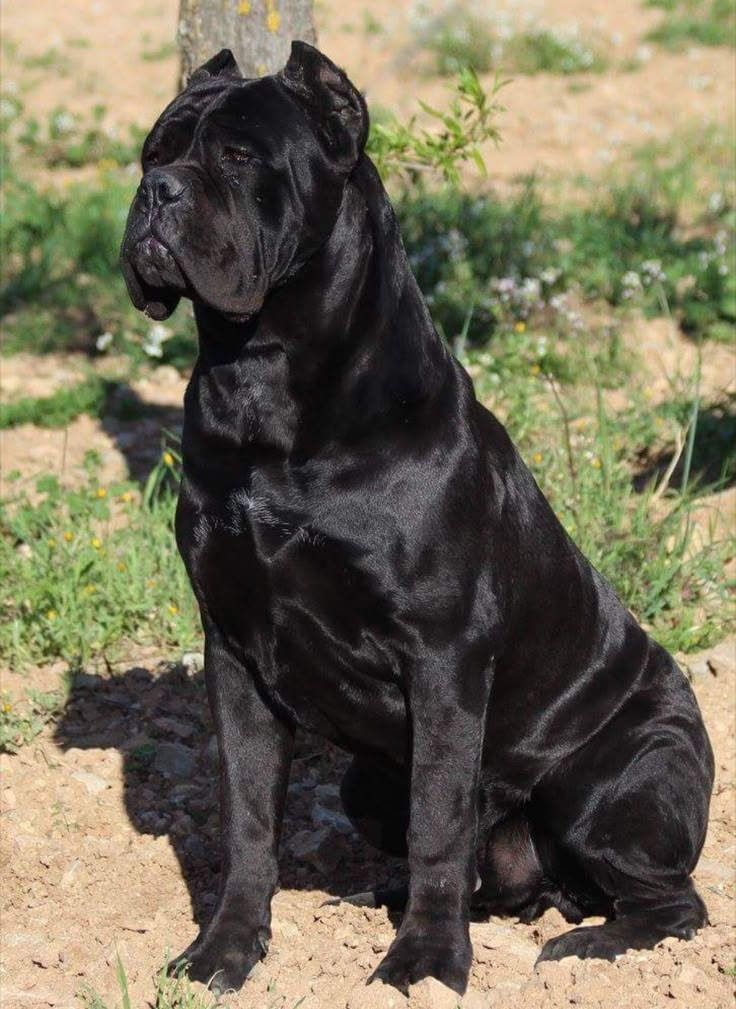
xmin=120 ymin=42 xmax=714 ymax=996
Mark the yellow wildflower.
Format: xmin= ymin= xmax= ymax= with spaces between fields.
xmin=91 ymin=537 xmax=102 ymax=549
xmin=163 ymin=451 xmax=174 ymax=467
xmin=47 ymin=609 xmax=58 ymax=620
xmin=121 ymin=490 xmax=134 ymax=503
xmin=117 ymin=561 xmax=127 ymax=571
xmin=532 ymin=452 xmax=543 ymax=464
xmin=96 ymin=487 xmax=107 ymax=499
xmin=63 ymin=531 xmax=73 ymax=542
xmin=2 ymin=702 xmax=12 ymax=713
xmin=167 ymin=603 xmax=179 ymax=616
xmin=591 ymin=457 xmax=602 ymax=469
xmin=84 ymin=584 xmax=97 ymax=594
xmin=515 ymin=321 xmax=526 ymax=333
xmin=47 ymin=538 xmax=57 ymax=548
xmin=531 ymin=363 xmax=541 ymax=375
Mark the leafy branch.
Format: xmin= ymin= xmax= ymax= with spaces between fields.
xmin=366 ymin=68 xmax=507 ymax=185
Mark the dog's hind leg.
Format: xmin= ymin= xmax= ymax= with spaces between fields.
xmin=536 ymin=663 xmax=713 ymax=963
xmin=475 ymin=811 xmax=611 ymax=924
xmin=340 ymin=757 xmax=410 ymax=857
xmin=327 ymin=758 xmax=410 ymax=911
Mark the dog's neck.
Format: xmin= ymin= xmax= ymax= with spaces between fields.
xmin=186 ymin=156 xmax=453 ymax=467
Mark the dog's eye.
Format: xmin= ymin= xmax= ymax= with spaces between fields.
xmin=222 ymin=147 xmax=251 ymax=165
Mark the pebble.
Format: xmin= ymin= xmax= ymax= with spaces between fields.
xmin=287 ymin=826 xmax=331 ymax=863
xmin=71 ymin=770 xmax=108 ymax=795
xmin=153 ymin=715 xmax=196 ymax=739
xmin=152 ymin=741 xmax=196 ymax=779
xmin=201 ymin=735 xmax=219 ymax=772
xmin=346 ymin=982 xmax=408 ymax=1008
xmin=181 ymin=651 xmax=205 ymax=674
xmin=408 ymin=978 xmax=461 ymax=1009
xmin=312 ymin=801 xmax=353 ymax=835
xmin=471 ymin=921 xmax=539 ymax=968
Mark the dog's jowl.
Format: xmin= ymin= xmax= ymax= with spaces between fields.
xmin=120 ymin=42 xmax=714 ymax=996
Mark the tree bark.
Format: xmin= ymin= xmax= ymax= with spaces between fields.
xmin=177 ymin=0 xmax=316 ymax=84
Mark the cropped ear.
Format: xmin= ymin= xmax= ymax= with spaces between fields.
xmin=188 ymin=49 xmax=243 ymax=86
xmin=278 ymin=41 xmax=368 ymax=168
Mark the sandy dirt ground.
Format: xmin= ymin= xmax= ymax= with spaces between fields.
xmin=0 ymin=640 xmax=734 ymax=1009
xmin=1 ymin=0 xmax=735 ymax=1006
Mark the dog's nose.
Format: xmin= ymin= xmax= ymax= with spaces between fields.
xmin=141 ymin=169 xmax=186 ymax=207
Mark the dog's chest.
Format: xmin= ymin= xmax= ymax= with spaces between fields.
xmin=178 ymin=481 xmax=408 ymax=753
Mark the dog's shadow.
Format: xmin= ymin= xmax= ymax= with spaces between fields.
xmin=53 ymin=663 xmax=407 ymax=926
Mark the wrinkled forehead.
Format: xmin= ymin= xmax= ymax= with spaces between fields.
xmin=143 ymin=77 xmax=306 ymax=161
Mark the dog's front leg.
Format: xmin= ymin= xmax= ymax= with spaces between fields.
xmin=171 ymin=629 xmax=294 ymax=994
xmin=370 ymin=662 xmax=490 ymax=995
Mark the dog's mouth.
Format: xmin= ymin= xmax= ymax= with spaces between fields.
xmin=120 ymin=231 xmax=189 ymax=321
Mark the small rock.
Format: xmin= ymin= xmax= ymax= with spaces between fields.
xmin=201 ymin=736 xmax=219 ymax=772
xmin=287 ymin=827 xmax=331 ymax=863
xmin=696 ymin=857 xmax=736 ymax=881
xmin=347 ymin=982 xmax=408 ymax=1008
xmin=71 ymin=770 xmax=108 ymax=795
xmin=312 ymin=801 xmax=353 ymax=835
xmin=471 ymin=921 xmax=539 ymax=968
xmin=315 ymin=783 xmax=341 ymax=800
xmin=2 ymin=787 xmax=17 ymax=809
xmin=408 ymin=977 xmax=461 ymax=1009
xmin=153 ymin=716 xmax=196 ymax=739
xmin=60 ymin=859 xmax=82 ymax=889
xmin=675 ymin=963 xmax=709 ymax=989
xmin=181 ymin=651 xmax=205 ymax=674
xmin=460 ymin=990 xmax=487 ymax=1009
xmin=153 ymin=741 xmax=196 ymax=779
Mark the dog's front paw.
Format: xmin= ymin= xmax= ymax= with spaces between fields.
xmin=169 ymin=926 xmax=269 ymax=994
xmin=369 ymin=919 xmax=471 ymax=995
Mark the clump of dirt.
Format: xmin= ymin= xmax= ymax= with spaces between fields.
xmin=1 ymin=638 xmax=734 ymax=1008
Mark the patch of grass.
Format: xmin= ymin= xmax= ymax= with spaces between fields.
xmin=396 ymin=134 xmax=735 ymax=346
xmin=0 ymin=451 xmax=200 ymax=670
xmin=141 ymin=40 xmax=178 ymax=62
xmin=412 ymin=3 xmax=607 ymax=76
xmin=504 ymin=27 xmax=607 ymax=74
xmin=23 ymin=48 xmax=72 ymax=74
xmin=12 ymin=101 xmax=145 ymax=169
xmin=0 ymin=375 xmax=115 ymax=429
xmin=466 ymin=350 xmax=733 ymax=654
xmin=0 ymin=683 xmax=67 ymax=753
xmin=78 ymin=954 xmax=218 ymax=1009
xmin=646 ymin=0 xmax=735 ymax=50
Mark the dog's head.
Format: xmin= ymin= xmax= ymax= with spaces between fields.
xmin=120 ymin=43 xmax=368 ymax=322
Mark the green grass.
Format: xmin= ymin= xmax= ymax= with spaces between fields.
xmin=78 ymin=955 xmax=217 ymax=1009
xmin=646 ymin=0 xmax=736 ymax=49
xmin=0 ymin=682 xmax=67 ymax=753
xmin=0 ymin=76 xmax=732 ymax=669
xmin=0 ymin=451 xmax=200 ymax=670
xmin=412 ymin=4 xmax=607 ymax=76
xmin=0 ymin=375 xmax=114 ymax=429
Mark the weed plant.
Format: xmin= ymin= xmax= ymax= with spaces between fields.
xmin=646 ymin=0 xmax=736 ymax=50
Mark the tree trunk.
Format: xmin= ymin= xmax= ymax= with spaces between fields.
xmin=177 ymin=0 xmax=316 ymax=84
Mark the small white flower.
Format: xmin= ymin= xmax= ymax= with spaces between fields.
xmin=142 ymin=322 xmax=172 ymax=358
xmin=540 ymin=267 xmax=561 ymax=286
xmin=641 ymin=260 xmax=666 ymax=285
xmin=708 ymin=191 xmax=725 ymax=214
xmin=95 ymin=331 xmax=114 ymax=352
xmin=53 ymin=111 xmax=76 ymax=133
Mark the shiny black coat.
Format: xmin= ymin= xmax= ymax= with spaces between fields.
xmin=120 ymin=43 xmax=714 ymax=997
